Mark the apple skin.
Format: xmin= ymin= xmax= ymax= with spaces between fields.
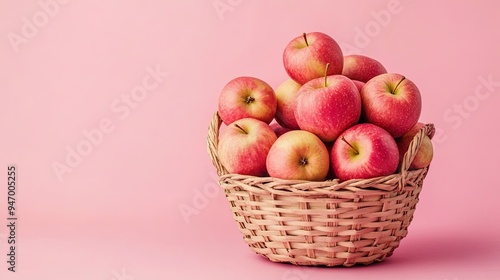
xmin=351 ymin=80 xmax=365 ymax=93
xmin=218 ymin=76 xmax=277 ymax=125
xmin=342 ymin=54 xmax=387 ymax=83
xmin=269 ymin=122 xmax=293 ymax=137
xmin=361 ymin=73 xmax=422 ymax=138
xmin=266 ymin=130 xmax=329 ymax=181
xmin=331 ymin=123 xmax=399 ymax=181
xmin=295 ymin=75 xmax=361 ymax=142
xmin=274 ymin=79 xmax=302 ymax=129
xmin=283 ymin=32 xmax=343 ymax=85
xmin=396 ymin=122 xmax=433 ymax=170
xmin=218 ymin=118 xmax=277 ymax=176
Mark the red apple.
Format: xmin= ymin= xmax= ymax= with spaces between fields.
xmin=342 ymin=54 xmax=387 ymax=83
xmin=351 ymin=79 xmax=365 ymax=93
xmin=266 ymin=130 xmax=329 ymax=181
xmin=269 ymin=122 xmax=293 ymax=137
xmin=331 ymin=123 xmax=399 ymax=181
xmin=274 ymin=79 xmax=301 ymax=129
xmin=218 ymin=76 xmax=277 ymax=125
xmin=361 ymin=73 xmax=422 ymax=138
xmin=218 ymin=118 xmax=277 ymax=176
xmin=396 ymin=122 xmax=433 ymax=170
xmin=295 ymin=72 xmax=361 ymax=142
xmin=283 ymin=32 xmax=343 ymax=85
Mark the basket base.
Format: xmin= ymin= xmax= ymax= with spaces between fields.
xmin=219 ymin=165 xmax=428 ymax=268
xmin=248 ymin=243 xmax=398 ymax=267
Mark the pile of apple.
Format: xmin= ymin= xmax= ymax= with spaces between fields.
xmin=216 ymin=32 xmax=433 ymax=182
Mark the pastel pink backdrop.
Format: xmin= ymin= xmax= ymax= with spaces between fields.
xmin=1 ymin=0 xmax=499 ymax=279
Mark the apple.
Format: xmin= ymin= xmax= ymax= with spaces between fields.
xmin=269 ymin=122 xmax=293 ymax=137
xmin=341 ymin=54 xmax=387 ymax=83
xmin=361 ymin=73 xmax=422 ymax=138
xmin=218 ymin=76 xmax=277 ymax=125
xmin=218 ymin=118 xmax=277 ymax=176
xmin=331 ymin=123 xmax=399 ymax=181
xmin=294 ymin=67 xmax=361 ymax=142
xmin=283 ymin=32 xmax=343 ymax=85
xmin=266 ymin=130 xmax=329 ymax=181
xmin=274 ymin=79 xmax=301 ymax=129
xmin=351 ymin=79 xmax=365 ymax=93
xmin=396 ymin=122 xmax=433 ymax=170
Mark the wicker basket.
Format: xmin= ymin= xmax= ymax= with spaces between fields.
xmin=207 ymin=112 xmax=435 ymax=267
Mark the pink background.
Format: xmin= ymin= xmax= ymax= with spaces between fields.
xmin=1 ymin=0 xmax=500 ymax=279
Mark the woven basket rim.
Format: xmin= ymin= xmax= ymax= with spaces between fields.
xmin=207 ymin=112 xmax=435 ymax=193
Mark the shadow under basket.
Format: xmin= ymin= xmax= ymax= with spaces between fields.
xmin=207 ymin=112 xmax=435 ymax=267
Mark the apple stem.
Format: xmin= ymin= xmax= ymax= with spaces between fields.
xmin=392 ymin=76 xmax=406 ymax=94
xmin=302 ymin=32 xmax=309 ymax=46
xmin=324 ymin=63 xmax=330 ymax=87
xmin=341 ymin=136 xmax=359 ymax=155
xmin=234 ymin=123 xmax=247 ymax=134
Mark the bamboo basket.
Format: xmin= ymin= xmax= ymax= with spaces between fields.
xmin=207 ymin=112 xmax=435 ymax=267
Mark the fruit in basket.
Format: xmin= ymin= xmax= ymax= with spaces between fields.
xmin=266 ymin=130 xmax=329 ymax=181
xmin=214 ymin=31 xmax=431 ymax=182
xmin=270 ymin=122 xmax=293 ymax=137
xmin=218 ymin=76 xmax=277 ymax=125
xmin=275 ymin=79 xmax=302 ymax=129
xmin=283 ymin=32 xmax=343 ymax=84
xmin=361 ymin=73 xmax=422 ymax=137
xmin=396 ymin=122 xmax=433 ymax=169
xmin=208 ymin=29 xmax=434 ymax=268
xmin=218 ymin=118 xmax=277 ymax=176
xmin=331 ymin=123 xmax=399 ymax=181
xmin=342 ymin=54 xmax=387 ymax=83
xmin=351 ymin=79 xmax=365 ymax=93
xmin=294 ymin=71 xmax=361 ymax=142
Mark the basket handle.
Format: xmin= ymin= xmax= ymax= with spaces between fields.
xmin=207 ymin=112 xmax=228 ymax=176
xmin=398 ymin=123 xmax=435 ymax=189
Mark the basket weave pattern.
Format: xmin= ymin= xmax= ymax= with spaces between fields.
xmin=207 ymin=112 xmax=435 ymax=267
